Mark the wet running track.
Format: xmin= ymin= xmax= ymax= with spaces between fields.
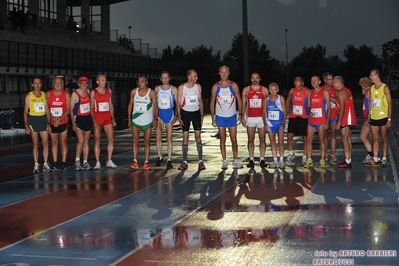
xmin=0 ymin=112 xmax=398 ymax=266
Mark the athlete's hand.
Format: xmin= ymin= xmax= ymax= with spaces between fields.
xmin=237 ymin=115 xmax=242 ymax=126
xmin=211 ymin=118 xmax=217 ymax=127
xmin=264 ymin=125 xmax=269 ymax=133
xmin=242 ymin=118 xmax=246 ymax=128
xmin=152 ymin=119 xmax=157 ymax=130
xmin=72 ymin=123 xmax=77 ymax=132
xmin=178 ymin=117 xmax=184 ymax=129
xmin=25 ymin=126 xmax=31 ymax=135
xmin=112 ymin=119 xmax=117 ymax=127
xmin=323 ymin=122 xmax=329 ymax=130
xmin=335 ymin=121 xmax=340 ymax=130
xmin=172 ymin=115 xmax=177 ymax=125
xmin=387 ymin=120 xmax=392 ymax=129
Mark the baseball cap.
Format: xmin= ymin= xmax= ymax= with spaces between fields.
xmin=78 ymin=76 xmax=89 ymax=83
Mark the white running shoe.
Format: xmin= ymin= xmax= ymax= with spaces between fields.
xmin=269 ymin=161 xmax=279 ymax=169
xmin=106 ymin=160 xmax=117 ymax=168
xmin=232 ymin=159 xmax=243 ymax=169
xmin=279 ymin=161 xmax=286 ymax=169
xmin=94 ymin=162 xmax=101 ymax=170
xmin=286 ymin=153 xmax=296 ymax=163
xmin=221 ymin=160 xmax=229 ymax=170
xmin=82 ymin=162 xmax=91 ymax=170
xmin=43 ymin=163 xmax=51 ymax=172
xmin=75 ymin=161 xmax=82 ymax=171
xmin=33 ymin=163 xmax=40 ymax=173
xmin=302 ymin=156 xmax=307 ymax=165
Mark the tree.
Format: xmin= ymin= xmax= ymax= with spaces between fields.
xmin=382 ymin=38 xmax=399 ymax=73
xmin=161 ymin=45 xmax=186 ymax=61
xmin=223 ymin=32 xmax=281 ymax=89
xmin=290 ymin=44 xmax=328 ymax=86
xmin=117 ymin=36 xmax=135 ymax=53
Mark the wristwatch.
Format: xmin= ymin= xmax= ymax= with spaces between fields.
xmin=388 ymin=118 xmax=391 ymax=122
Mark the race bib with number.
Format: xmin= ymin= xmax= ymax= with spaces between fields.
xmin=311 ymin=108 xmax=322 ymax=118
xmin=219 ymin=95 xmax=232 ymax=106
xmin=158 ymin=94 xmax=171 ymax=109
xmin=98 ymin=102 xmax=110 ymax=112
xmin=293 ymin=105 xmax=303 ymax=115
xmin=185 ymin=95 xmax=198 ymax=106
xmin=249 ymin=99 xmax=262 ymax=108
xmin=134 ymin=102 xmax=146 ymax=113
xmin=371 ymin=99 xmax=381 ymax=108
xmin=51 ymin=107 xmax=63 ymax=117
xmin=79 ymin=103 xmax=90 ymax=114
xmin=330 ymin=102 xmax=336 ymax=108
xmin=33 ymin=103 xmax=45 ymax=113
xmin=268 ymin=110 xmax=280 ymax=120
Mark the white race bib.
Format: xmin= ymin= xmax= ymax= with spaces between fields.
xmin=371 ymin=99 xmax=381 ymax=108
xmin=134 ymin=102 xmax=146 ymax=113
xmin=249 ymin=98 xmax=262 ymax=108
xmin=79 ymin=103 xmax=90 ymax=114
xmin=185 ymin=95 xmax=198 ymax=106
xmin=33 ymin=103 xmax=45 ymax=113
xmin=158 ymin=94 xmax=171 ymax=109
xmin=219 ymin=95 xmax=232 ymax=106
xmin=311 ymin=108 xmax=322 ymax=118
xmin=51 ymin=107 xmax=63 ymax=117
xmin=268 ymin=110 xmax=280 ymax=120
xmin=293 ymin=105 xmax=303 ymax=115
xmin=98 ymin=102 xmax=109 ymax=112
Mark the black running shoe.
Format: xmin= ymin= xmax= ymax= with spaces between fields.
xmin=247 ymin=159 xmax=254 ymax=168
xmin=155 ymin=157 xmax=163 ymax=167
xmin=260 ymin=159 xmax=267 ymax=168
xmin=167 ymin=160 xmax=173 ymax=169
xmin=60 ymin=162 xmax=66 ymax=171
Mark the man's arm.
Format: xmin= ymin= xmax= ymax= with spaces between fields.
xmin=127 ymin=89 xmax=135 ymax=128
xmin=209 ymin=83 xmax=217 ymax=127
xmin=285 ymin=88 xmax=293 ymax=118
xmin=108 ymin=89 xmax=116 ymax=127
xmin=241 ymin=86 xmax=248 ymax=127
xmin=150 ymin=89 xmax=158 ymax=129
xmin=90 ymin=90 xmax=97 ymax=127
xmin=23 ymin=93 xmax=31 ymax=134
xmin=70 ymin=91 xmax=78 ymax=130
xmin=197 ymin=84 xmax=204 ymax=126
xmin=233 ymin=82 xmax=243 ymax=124
xmin=385 ymin=84 xmax=392 ymax=128
xmin=176 ymin=85 xmax=184 ymax=126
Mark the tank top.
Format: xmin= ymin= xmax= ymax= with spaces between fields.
xmin=157 ymin=86 xmax=174 ymax=110
xmin=215 ymin=82 xmax=236 ymax=117
xmin=131 ymin=89 xmax=153 ymax=126
xmin=338 ymin=87 xmax=357 ymax=126
xmin=47 ymin=89 xmax=68 ymax=125
xmin=181 ymin=84 xmax=200 ymax=112
xmin=362 ymin=96 xmax=369 ymax=121
xmin=322 ymin=85 xmax=338 ymax=119
xmin=370 ymin=83 xmax=388 ymax=120
xmin=28 ymin=91 xmax=46 ymax=116
xmin=290 ymin=87 xmax=308 ymax=119
xmin=266 ymin=95 xmax=284 ymax=123
xmin=309 ymin=88 xmax=327 ymax=125
xmin=73 ymin=90 xmax=91 ymax=117
xmin=94 ymin=88 xmax=111 ymax=113
xmin=246 ymin=86 xmax=265 ymax=117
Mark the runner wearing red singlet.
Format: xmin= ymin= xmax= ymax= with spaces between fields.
xmin=322 ymin=72 xmax=338 ymax=162
xmin=47 ymin=77 xmax=70 ymax=171
xmin=90 ymin=75 xmax=117 ymax=170
xmin=303 ymin=76 xmax=330 ymax=169
xmin=285 ymin=77 xmax=310 ymax=165
xmin=241 ymin=72 xmax=269 ymax=168
xmin=334 ymin=76 xmax=357 ymax=168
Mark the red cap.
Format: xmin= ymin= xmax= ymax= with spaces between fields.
xmin=78 ymin=76 xmax=88 ymax=82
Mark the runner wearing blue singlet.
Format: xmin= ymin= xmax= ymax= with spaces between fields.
xmin=154 ymin=71 xmax=178 ymax=169
xmin=266 ymin=82 xmax=287 ymax=169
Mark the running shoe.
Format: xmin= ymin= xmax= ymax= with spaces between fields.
xmin=94 ymin=162 xmax=101 ymax=170
xmin=362 ymin=154 xmax=372 ymax=164
xmin=337 ymin=161 xmax=352 ymax=168
xmin=51 ymin=162 xmax=59 ymax=171
xmin=221 ymin=160 xmax=229 ymax=170
xmin=381 ymin=159 xmax=387 ymax=168
xmin=199 ymin=161 xmax=206 ymax=170
xmin=129 ymin=161 xmax=139 ymax=169
xmin=286 ymin=153 xmax=295 ymax=163
xmin=302 ymin=156 xmax=307 ymax=165
xmin=269 ymin=161 xmax=278 ymax=169
xmin=260 ymin=159 xmax=267 ymax=168
xmin=166 ymin=160 xmax=173 ymax=169
xmin=247 ymin=159 xmax=255 ymax=168
xmin=279 ymin=161 xmax=286 ymax=169
xmin=143 ymin=162 xmax=152 ymax=171
xmin=178 ymin=161 xmax=188 ymax=171
xmin=232 ymin=159 xmax=243 ymax=169
xmin=365 ymin=159 xmax=379 ymax=167
xmin=155 ymin=157 xmax=163 ymax=167
xmin=303 ymin=159 xmax=313 ymax=168
xmin=33 ymin=163 xmax=40 ymax=173
xmin=43 ymin=163 xmax=52 ymax=172
xmin=106 ymin=160 xmax=117 ymax=168
xmin=82 ymin=162 xmax=91 ymax=170
xmin=320 ymin=159 xmax=326 ymax=169
xmin=60 ymin=162 xmax=66 ymax=172
xmin=75 ymin=160 xmax=82 ymax=171
xmin=330 ymin=154 xmax=337 ymax=163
